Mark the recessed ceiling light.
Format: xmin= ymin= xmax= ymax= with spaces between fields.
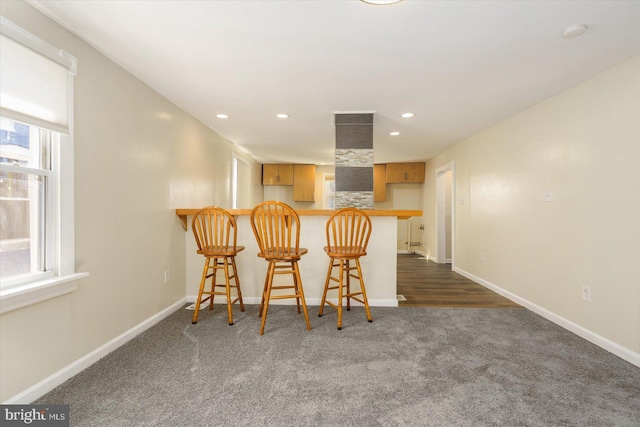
xmin=276 ymin=113 xmax=289 ymax=119
xmin=216 ymin=114 xmax=228 ymax=119
xmin=390 ymin=131 xmax=400 ymax=136
xmin=401 ymin=113 xmax=414 ymax=118
xmin=562 ymin=24 xmax=588 ymax=39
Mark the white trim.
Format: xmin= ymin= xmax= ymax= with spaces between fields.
xmin=0 ymin=163 xmax=52 ymax=177
xmin=187 ymin=295 xmax=398 ymax=307
xmin=234 ymin=154 xmax=250 ymax=167
xmin=453 ymin=266 xmax=640 ymax=368
xmin=3 ymin=298 xmax=187 ymax=404
xmin=0 ymin=273 xmax=89 ymax=314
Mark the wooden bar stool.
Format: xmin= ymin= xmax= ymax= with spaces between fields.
xmin=191 ymin=206 xmax=245 ymax=325
xmin=319 ymin=207 xmax=373 ymax=330
xmin=250 ymin=201 xmax=311 ymax=335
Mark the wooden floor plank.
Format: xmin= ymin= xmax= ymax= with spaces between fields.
xmin=397 ymin=254 xmax=521 ymax=308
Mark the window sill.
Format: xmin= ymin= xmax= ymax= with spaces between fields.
xmin=0 ymin=272 xmax=89 ymax=314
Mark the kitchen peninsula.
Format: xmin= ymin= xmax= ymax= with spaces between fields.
xmin=176 ymin=209 xmax=422 ymax=307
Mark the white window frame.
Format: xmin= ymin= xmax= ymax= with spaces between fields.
xmin=231 ymin=153 xmax=251 ymax=209
xmin=0 ymin=18 xmax=88 ymax=314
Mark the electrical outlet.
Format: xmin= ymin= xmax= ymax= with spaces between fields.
xmin=543 ymin=190 xmax=554 ymax=202
xmin=480 ymin=252 xmax=485 ymax=262
xmin=582 ymin=286 xmax=591 ymax=302
xmin=164 ymin=270 xmax=170 ymax=284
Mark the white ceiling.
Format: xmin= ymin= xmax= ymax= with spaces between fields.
xmin=30 ymin=0 xmax=640 ymax=165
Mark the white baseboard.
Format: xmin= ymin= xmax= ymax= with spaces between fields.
xmin=187 ymin=295 xmax=398 ymax=307
xmin=453 ymin=267 xmax=640 ymax=368
xmin=5 ymin=298 xmax=187 ymax=404
xmin=398 ymin=249 xmax=428 ymax=257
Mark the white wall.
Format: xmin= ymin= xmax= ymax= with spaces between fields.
xmin=0 ymin=1 xmax=261 ymax=402
xmin=423 ymin=55 xmax=640 ymax=360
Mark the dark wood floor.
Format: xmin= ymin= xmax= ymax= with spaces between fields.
xmin=397 ymin=254 xmax=521 ymax=308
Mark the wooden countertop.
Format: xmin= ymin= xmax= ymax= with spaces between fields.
xmin=175 ymin=208 xmax=422 ymax=230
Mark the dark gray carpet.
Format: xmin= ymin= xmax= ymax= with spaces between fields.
xmin=37 ymin=305 xmax=640 ymax=426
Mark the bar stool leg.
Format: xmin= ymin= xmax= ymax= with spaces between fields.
xmin=293 ymin=260 xmax=311 ymax=331
xmin=318 ymin=259 xmax=334 ymax=317
xmin=210 ymin=259 xmax=219 ymax=311
xmin=231 ymin=256 xmax=245 ymax=312
xmin=223 ymin=258 xmax=233 ymax=325
xmin=260 ymin=261 xmax=275 ymax=335
xmin=346 ymin=260 xmax=352 ymax=311
xmin=192 ymin=257 xmax=210 ymax=324
xmin=337 ymin=260 xmax=345 ymax=330
xmin=258 ymin=265 xmax=270 ymax=317
xmin=356 ymin=259 xmax=372 ymax=322
xmin=291 ymin=261 xmax=301 ymax=314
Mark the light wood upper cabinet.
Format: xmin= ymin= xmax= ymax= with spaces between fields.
xmin=405 ymin=162 xmax=425 ymax=183
xmin=374 ymin=164 xmax=386 ymax=202
xmin=262 ymin=164 xmax=293 ymax=186
xmin=293 ymin=164 xmax=316 ymax=201
xmin=385 ymin=162 xmax=425 ymax=183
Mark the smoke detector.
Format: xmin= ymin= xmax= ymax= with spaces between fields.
xmin=562 ymin=24 xmax=588 ymax=39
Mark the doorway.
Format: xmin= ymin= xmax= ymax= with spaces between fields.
xmin=435 ymin=162 xmax=454 ymax=265
xmin=322 ymin=173 xmax=335 ymax=209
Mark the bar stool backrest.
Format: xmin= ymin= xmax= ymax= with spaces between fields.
xmin=250 ymin=201 xmax=302 ymax=259
xmin=192 ymin=206 xmax=238 ymax=255
xmin=326 ymin=208 xmax=372 ymax=255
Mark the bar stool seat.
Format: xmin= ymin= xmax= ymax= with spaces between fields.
xmin=191 ymin=206 xmax=245 ymax=325
xmin=319 ymin=207 xmax=373 ymax=330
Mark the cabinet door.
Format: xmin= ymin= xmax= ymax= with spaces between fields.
xmin=405 ymin=162 xmax=425 ymax=183
xmin=374 ymin=164 xmax=386 ymax=201
xmin=277 ymin=164 xmax=294 ymax=185
xmin=385 ymin=163 xmax=406 ymax=183
xmin=293 ymin=164 xmax=315 ymax=201
xmin=262 ymin=164 xmax=293 ymax=186
xmin=262 ymin=164 xmax=279 ymax=185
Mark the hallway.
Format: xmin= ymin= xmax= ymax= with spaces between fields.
xmin=397 ymin=254 xmax=521 ymax=308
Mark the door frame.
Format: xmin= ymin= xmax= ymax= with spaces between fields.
xmin=321 ymin=173 xmax=335 ymax=209
xmin=435 ymin=161 xmax=455 ymax=265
